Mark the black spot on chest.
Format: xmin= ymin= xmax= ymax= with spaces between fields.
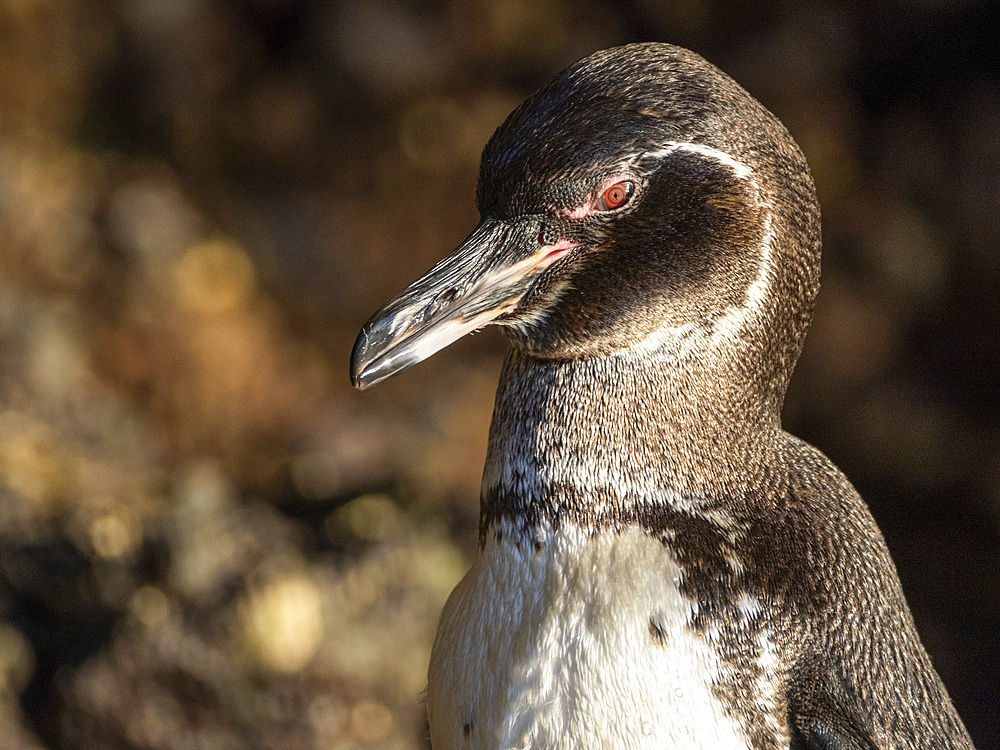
xmin=648 ymin=616 xmax=668 ymax=647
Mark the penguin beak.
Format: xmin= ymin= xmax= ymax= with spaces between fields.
xmin=351 ymin=216 xmax=575 ymax=390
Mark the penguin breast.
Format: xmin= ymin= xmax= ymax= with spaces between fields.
xmin=426 ymin=520 xmax=782 ymax=749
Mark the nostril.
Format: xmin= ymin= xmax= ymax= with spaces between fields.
xmin=438 ymin=287 xmax=458 ymax=306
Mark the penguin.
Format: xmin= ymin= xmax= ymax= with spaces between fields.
xmin=350 ymin=43 xmax=975 ymax=750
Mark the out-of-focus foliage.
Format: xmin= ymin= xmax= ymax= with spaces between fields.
xmin=0 ymin=0 xmax=996 ymax=748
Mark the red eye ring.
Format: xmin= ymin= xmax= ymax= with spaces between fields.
xmin=597 ymin=180 xmax=635 ymax=211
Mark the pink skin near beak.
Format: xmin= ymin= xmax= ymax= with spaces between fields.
xmin=447 ymin=237 xmax=579 ymax=335
xmin=528 ymin=238 xmax=578 ymax=271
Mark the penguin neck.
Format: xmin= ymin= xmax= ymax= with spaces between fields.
xmin=480 ymin=344 xmax=782 ymax=537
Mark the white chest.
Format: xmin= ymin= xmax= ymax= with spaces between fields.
xmin=426 ymin=521 xmax=759 ymax=749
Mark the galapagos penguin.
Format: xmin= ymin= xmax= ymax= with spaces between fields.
xmin=350 ymin=43 xmax=975 ymax=749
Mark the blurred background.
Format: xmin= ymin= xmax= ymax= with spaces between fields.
xmin=0 ymin=0 xmax=997 ymax=747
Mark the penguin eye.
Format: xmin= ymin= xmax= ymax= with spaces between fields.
xmin=595 ymin=180 xmax=634 ymax=211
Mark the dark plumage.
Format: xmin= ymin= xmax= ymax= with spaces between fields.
xmin=351 ymin=42 xmax=974 ymax=749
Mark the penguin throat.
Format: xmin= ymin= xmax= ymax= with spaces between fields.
xmin=479 ymin=348 xmax=778 ymax=535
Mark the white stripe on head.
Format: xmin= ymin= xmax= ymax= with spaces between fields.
xmin=625 ymin=141 xmax=776 ymax=355
xmin=708 ymin=209 xmax=775 ymax=343
xmin=636 ymin=141 xmax=756 ymax=182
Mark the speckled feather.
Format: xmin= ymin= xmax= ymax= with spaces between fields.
xmin=400 ymin=43 xmax=975 ymax=749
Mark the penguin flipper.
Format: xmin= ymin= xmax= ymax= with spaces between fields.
xmin=788 ymin=662 xmax=879 ymax=750
xmin=790 ymin=717 xmax=877 ymax=750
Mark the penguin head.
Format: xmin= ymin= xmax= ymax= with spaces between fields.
xmin=351 ymin=43 xmax=820 ymax=391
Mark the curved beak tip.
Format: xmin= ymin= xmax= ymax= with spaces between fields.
xmin=349 ymin=328 xmax=384 ymax=390
xmin=348 ymin=360 xmax=367 ymax=391
xmin=350 ymin=364 xmax=380 ymax=391
xmin=349 ymin=365 xmax=368 ymax=390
